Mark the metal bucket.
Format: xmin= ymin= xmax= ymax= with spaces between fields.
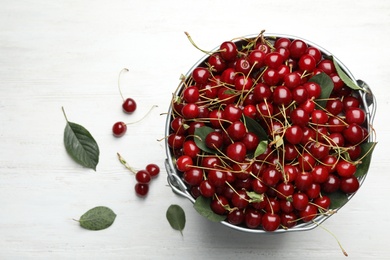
xmin=165 ymin=33 xmax=376 ymax=233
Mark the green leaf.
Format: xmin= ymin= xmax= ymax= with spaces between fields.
xmin=355 ymin=142 xmax=377 ymax=178
xmin=308 ymin=72 xmax=334 ymax=109
xmin=243 ymin=116 xmax=268 ymax=141
xmin=194 ymin=126 xmax=219 ymax=154
xmin=166 ymin=204 xmax=186 ymax=235
xmin=254 ymin=140 xmax=268 ymax=158
xmin=64 ymin=121 xmax=100 ymax=171
xmin=333 ymin=57 xmax=364 ymax=91
xmin=78 ymin=206 xmax=116 ymax=230
xmin=326 ymin=191 xmax=349 ymax=209
xmin=194 ymin=196 xmax=226 ymax=222
xmin=246 ymin=191 xmax=264 ymax=203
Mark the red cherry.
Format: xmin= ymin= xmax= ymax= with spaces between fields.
xmin=182 ymin=86 xmax=200 ymax=103
xmin=345 ymin=107 xmax=366 ymax=125
xmin=273 ymin=85 xmax=292 ymax=106
xmin=262 ymin=212 xmax=281 ymax=231
xmin=289 ymin=39 xmax=308 ymax=59
xmin=220 ymin=41 xmax=238 ymax=61
xmin=145 ymin=164 xmax=160 ymax=178
xmin=227 ymin=209 xmax=245 ymax=225
xmin=298 ymin=54 xmax=316 ymax=72
xmin=264 ymin=52 xmax=284 ymax=69
xmin=248 ymin=50 xmax=266 ymax=68
xmin=112 ymin=121 xmax=127 ymax=137
xmin=207 ymin=170 xmax=227 ymax=188
xmin=314 ymin=195 xmax=331 ymax=211
xmin=210 ymin=196 xmax=229 ymax=215
xmin=192 ymin=67 xmax=210 ymax=84
xmin=231 ymin=190 xmax=249 ymax=209
xmin=285 ymin=125 xmax=303 ymax=145
xmin=183 ymin=168 xmax=203 ymax=186
xmin=340 ymin=176 xmax=360 ymax=194
xmin=226 ymin=142 xmax=247 ymax=162
xmin=227 ymin=121 xmax=247 ymax=141
xmin=199 ymin=180 xmax=215 ymax=198
xmin=205 ymin=131 xmax=224 ymax=150
xmin=292 ymin=192 xmax=309 ymax=211
xmin=122 ymin=98 xmax=137 ymax=113
xmin=336 ymin=160 xmax=357 ymax=178
xmin=299 ymin=204 xmax=318 ymax=222
xmin=182 ymin=140 xmax=200 ymax=158
xmin=290 ymin=108 xmax=310 ymax=127
xmin=275 ymin=37 xmax=291 ymax=49
xmin=176 ymin=155 xmax=193 ymax=172
xmin=135 ymin=183 xmax=149 ymax=197
xmin=245 ymin=208 xmax=263 ymax=229
xmin=208 ymin=53 xmax=226 ymax=73
xmin=135 ymin=170 xmax=151 ymax=184
xmin=317 ymin=59 xmax=336 ymax=75
xmin=305 ymin=46 xmax=322 ymax=63
xmin=181 ymin=103 xmax=200 ymax=119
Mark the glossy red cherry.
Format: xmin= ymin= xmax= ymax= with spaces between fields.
xmin=205 ymin=131 xmax=224 ymax=150
xmin=122 ymin=98 xmax=137 ymax=113
xmin=231 ymin=190 xmax=249 ymax=209
xmin=298 ymin=54 xmax=316 ymax=72
xmin=262 ymin=212 xmax=281 ymax=231
xmin=135 ymin=170 xmax=151 ymax=184
xmin=292 ymin=192 xmax=309 ymax=211
xmin=220 ymin=41 xmax=238 ymax=61
xmin=285 ymin=125 xmax=303 ymax=145
xmin=146 ymin=163 xmax=160 ymax=178
xmin=183 ymin=86 xmax=200 ymax=103
xmin=135 ymin=183 xmax=149 ymax=197
xmin=336 ymin=160 xmax=357 ymax=178
xmin=340 ymin=176 xmax=360 ymax=194
xmin=273 ymin=85 xmax=292 ymax=106
xmin=289 ymin=39 xmax=308 ymax=59
xmin=192 ymin=67 xmax=210 ymax=84
xmin=112 ymin=121 xmax=127 ymax=137
xmin=248 ymin=50 xmax=266 ymax=68
xmin=226 ymin=142 xmax=247 ymax=162
xmin=210 ymin=196 xmax=229 ymax=215
xmin=245 ymin=208 xmax=263 ymax=229
xmin=176 ymin=155 xmax=193 ymax=172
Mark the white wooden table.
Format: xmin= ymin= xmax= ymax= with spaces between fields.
xmin=1 ymin=0 xmax=389 ymax=259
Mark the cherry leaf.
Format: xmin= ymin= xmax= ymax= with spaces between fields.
xmin=308 ymin=72 xmax=334 ymax=109
xmin=194 ymin=126 xmax=219 ymax=154
xmin=355 ymin=142 xmax=377 ymax=178
xmin=246 ymin=191 xmax=264 ymax=203
xmin=254 ymin=140 xmax=268 ymax=158
xmin=166 ymin=204 xmax=186 ymax=235
xmin=64 ymin=122 xmax=100 ymax=170
xmin=243 ymin=116 xmax=268 ymax=141
xmin=194 ymin=196 xmax=226 ymax=222
xmin=333 ymin=57 xmax=364 ymax=91
xmin=326 ymin=191 xmax=349 ymax=210
xmin=62 ymin=108 xmax=99 ymax=171
xmin=78 ymin=206 xmax=116 ymax=231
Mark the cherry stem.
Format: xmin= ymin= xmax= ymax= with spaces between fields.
xmin=61 ymin=106 xmax=69 ymax=122
xmin=312 ymin=220 xmax=348 ymax=257
xmin=117 ymin=153 xmax=137 ymax=174
xmin=126 ymin=105 xmax=158 ymax=125
xmin=118 ymin=68 xmax=129 ymax=101
xmin=184 ymin=32 xmax=214 ymax=55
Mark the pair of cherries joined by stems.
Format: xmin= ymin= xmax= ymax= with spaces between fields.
xmin=112 ymin=68 xmax=157 ymax=137
xmin=112 ymin=68 xmax=137 ymax=137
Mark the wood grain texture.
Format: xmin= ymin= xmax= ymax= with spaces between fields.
xmin=0 ymin=0 xmax=389 ymax=259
